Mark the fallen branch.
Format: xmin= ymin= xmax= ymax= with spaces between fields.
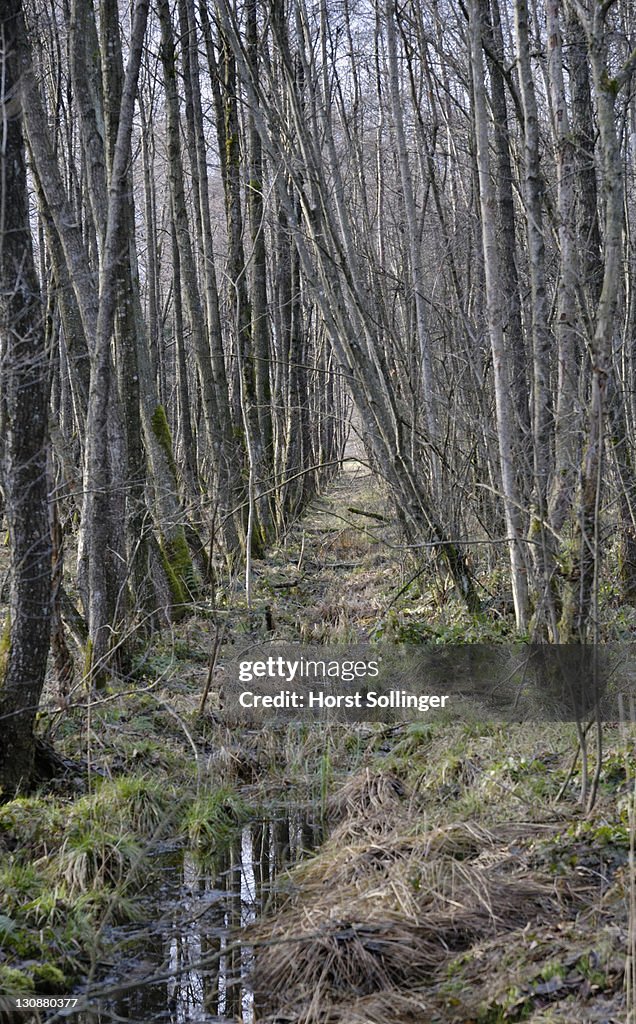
xmin=347 ymin=506 xmax=389 ymax=523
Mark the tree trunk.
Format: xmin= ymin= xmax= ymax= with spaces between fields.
xmin=545 ymin=0 xmax=581 ymax=558
xmin=470 ymin=0 xmax=528 ymax=630
xmin=514 ymin=0 xmax=557 ymax=637
xmin=481 ymin=0 xmax=531 ymax=502
xmin=573 ymin=6 xmax=627 ymax=637
xmin=80 ymin=0 xmax=149 ymax=680
xmin=0 ymin=0 xmax=52 ymax=795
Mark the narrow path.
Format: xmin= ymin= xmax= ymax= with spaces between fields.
xmin=254 ymin=441 xmax=401 ymax=644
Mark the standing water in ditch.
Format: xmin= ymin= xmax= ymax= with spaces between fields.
xmin=75 ymin=809 xmax=321 ymax=1023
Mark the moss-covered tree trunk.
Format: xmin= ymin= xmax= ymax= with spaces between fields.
xmin=100 ymin=0 xmax=196 ymax=624
xmin=0 ymin=0 xmax=52 ymax=795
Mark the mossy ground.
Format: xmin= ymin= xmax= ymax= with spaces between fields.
xmin=1 ymin=454 xmax=635 ymax=1018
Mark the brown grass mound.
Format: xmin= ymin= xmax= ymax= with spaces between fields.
xmin=250 ymin=857 xmax=558 ymax=1019
xmin=292 ymin=820 xmax=536 ymax=891
xmin=421 ymin=820 xmax=500 ymax=857
xmin=412 ymin=859 xmax=557 ymax=935
xmin=252 ymin=909 xmax=438 ymax=1000
xmin=326 ymin=768 xmax=407 ymax=825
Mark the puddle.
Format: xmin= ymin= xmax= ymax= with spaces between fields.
xmin=73 ymin=809 xmax=322 ymax=1023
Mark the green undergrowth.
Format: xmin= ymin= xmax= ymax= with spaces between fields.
xmin=0 ymin=664 xmax=364 ymax=997
xmin=0 ymin=756 xmax=277 ymax=994
xmin=185 ymin=787 xmax=250 ymax=856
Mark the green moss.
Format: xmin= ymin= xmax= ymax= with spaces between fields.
xmin=165 ymin=531 xmax=192 ymax=582
xmin=160 ymin=529 xmax=198 ymax=615
xmin=0 ymin=965 xmax=33 ymax=994
xmin=0 ymin=862 xmax=46 ymax=913
xmin=150 ymin=404 xmax=178 ymax=478
xmin=83 ymin=637 xmax=93 ymax=681
xmin=600 ymin=69 xmax=620 ymax=97
xmin=148 ymin=406 xmax=200 ymax=611
xmin=160 ymin=549 xmax=186 ymax=610
xmin=32 ymin=963 xmax=68 ymax=992
xmin=0 ymin=797 xmax=64 ymax=859
xmin=0 ymin=612 xmax=11 ymax=684
xmin=527 ymin=517 xmax=542 ymax=540
xmin=225 ymin=130 xmax=239 ymax=167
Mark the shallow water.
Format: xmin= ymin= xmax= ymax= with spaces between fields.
xmin=73 ymin=810 xmax=321 ymax=1024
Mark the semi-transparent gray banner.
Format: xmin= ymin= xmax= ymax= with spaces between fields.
xmin=217 ymin=644 xmax=636 ymax=723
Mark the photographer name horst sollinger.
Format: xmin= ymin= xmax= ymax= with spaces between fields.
xmin=238 ymin=690 xmax=449 ymax=711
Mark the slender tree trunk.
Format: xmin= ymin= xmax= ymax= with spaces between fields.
xmin=482 ymin=0 xmax=531 ymax=500
xmin=545 ymin=0 xmax=581 ymax=561
xmin=170 ymin=215 xmax=198 ymax=493
xmin=514 ymin=0 xmax=557 ymax=637
xmin=246 ymin=0 xmax=274 ymax=473
xmin=217 ymin=27 xmax=273 ymax=551
xmin=101 ymin=0 xmax=196 ymax=622
xmin=384 ymin=0 xmax=437 ymax=449
xmin=573 ymin=7 xmax=627 ymax=637
xmin=470 ymin=0 xmax=528 ymax=630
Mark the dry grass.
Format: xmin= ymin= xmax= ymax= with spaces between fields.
xmin=248 ymin=820 xmax=569 ymax=1022
xmin=243 ymin=740 xmax=629 ymax=1024
xmin=296 ymin=819 xmax=538 ymax=891
xmin=326 ymin=767 xmax=407 ymax=824
xmin=310 ymin=988 xmax=438 ymax=1024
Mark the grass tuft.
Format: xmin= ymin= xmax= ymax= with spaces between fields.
xmin=184 ymin=786 xmax=249 ymax=854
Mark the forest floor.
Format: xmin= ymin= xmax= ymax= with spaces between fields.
xmin=0 ymin=448 xmax=634 ymax=1023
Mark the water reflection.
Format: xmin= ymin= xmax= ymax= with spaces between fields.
xmin=75 ymin=809 xmax=320 ymax=1024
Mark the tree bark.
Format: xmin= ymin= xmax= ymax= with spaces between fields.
xmin=470 ymin=0 xmax=528 ymax=630
xmin=0 ymin=0 xmax=52 ymax=795
xmin=514 ymin=0 xmax=557 ymax=637
xmin=573 ymin=4 xmax=627 ymax=637
xmin=80 ymin=0 xmax=149 ymax=680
